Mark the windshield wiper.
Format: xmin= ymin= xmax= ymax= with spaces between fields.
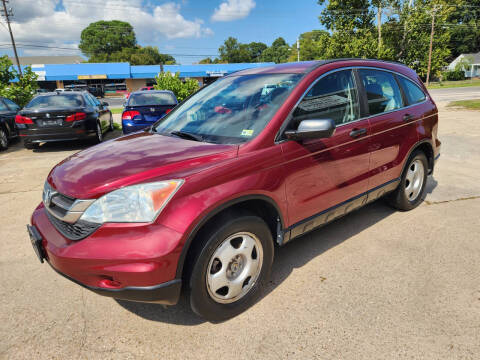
xmin=170 ymin=130 xmax=204 ymax=142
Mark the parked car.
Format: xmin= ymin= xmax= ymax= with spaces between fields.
xmin=27 ymin=59 xmax=440 ymax=322
xmin=17 ymin=91 xmax=113 ymax=149
xmin=0 ymin=97 xmax=21 ymax=151
xmin=140 ymin=86 xmax=155 ymax=91
xmin=122 ymin=90 xmax=177 ymax=134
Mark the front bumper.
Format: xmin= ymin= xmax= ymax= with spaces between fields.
xmin=30 ymin=203 xmax=184 ymax=304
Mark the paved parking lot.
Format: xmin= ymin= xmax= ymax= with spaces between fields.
xmin=0 ymin=101 xmax=479 ymax=359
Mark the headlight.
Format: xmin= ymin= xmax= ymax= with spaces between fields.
xmin=80 ymin=180 xmax=184 ymax=224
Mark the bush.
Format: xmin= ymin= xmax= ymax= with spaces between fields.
xmin=443 ymin=70 xmax=466 ymax=81
xmin=0 ymin=55 xmax=38 ymax=107
xmin=154 ymin=71 xmax=199 ymax=101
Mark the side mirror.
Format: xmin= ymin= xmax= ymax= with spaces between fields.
xmin=102 ymin=101 xmax=109 ymax=107
xmin=284 ymin=119 xmax=336 ymax=141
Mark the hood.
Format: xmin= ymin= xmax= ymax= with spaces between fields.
xmin=48 ymin=132 xmax=237 ymax=199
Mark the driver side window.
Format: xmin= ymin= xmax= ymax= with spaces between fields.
xmin=292 ymin=70 xmax=360 ymax=127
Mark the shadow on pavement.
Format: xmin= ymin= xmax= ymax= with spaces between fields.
xmin=117 ymin=198 xmax=404 ymax=325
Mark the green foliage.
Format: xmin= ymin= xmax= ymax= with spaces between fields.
xmin=154 ymin=71 xmax=199 ymax=101
xmin=91 ymin=46 xmax=175 ymax=65
xmin=0 ymin=55 xmax=38 ymax=107
xmin=443 ymin=69 xmax=466 ymax=81
xmin=80 ymin=20 xmax=136 ymax=58
xmin=218 ymin=37 xmax=253 ymax=63
xmin=454 ymin=55 xmax=474 ymax=72
xmin=260 ymin=37 xmax=291 ymax=63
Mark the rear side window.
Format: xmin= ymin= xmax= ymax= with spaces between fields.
xmin=359 ymin=69 xmax=403 ymax=115
xmin=397 ymin=77 xmax=426 ymax=105
xmin=0 ymin=100 xmax=8 ymax=111
xmin=3 ymin=98 xmax=19 ymax=111
xmin=293 ymin=70 xmax=360 ymax=126
xmin=129 ymin=93 xmax=177 ymax=106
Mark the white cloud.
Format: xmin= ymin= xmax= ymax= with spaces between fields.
xmin=0 ymin=0 xmax=213 ymax=56
xmin=211 ymin=0 xmax=256 ymax=22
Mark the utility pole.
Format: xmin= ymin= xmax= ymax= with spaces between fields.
xmin=426 ymin=6 xmax=437 ymax=86
xmin=1 ymin=0 xmax=21 ymax=76
xmin=377 ymin=4 xmax=382 ymax=56
xmin=296 ymin=38 xmax=300 ymax=62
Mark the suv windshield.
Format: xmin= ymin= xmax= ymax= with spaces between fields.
xmin=25 ymin=94 xmax=84 ymax=109
xmin=129 ymin=92 xmax=176 ymax=106
xmin=153 ymin=73 xmax=302 ymax=144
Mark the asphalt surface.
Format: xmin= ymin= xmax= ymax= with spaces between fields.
xmin=0 ymin=100 xmax=479 ymax=359
xmin=429 ymin=86 xmax=480 ymax=103
xmin=101 ymin=96 xmax=125 ymax=108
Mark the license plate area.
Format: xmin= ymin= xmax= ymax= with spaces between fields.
xmin=27 ymin=225 xmax=45 ymax=263
xmin=38 ymin=119 xmax=63 ymax=127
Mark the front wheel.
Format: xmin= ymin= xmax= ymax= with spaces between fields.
xmin=188 ymin=214 xmax=274 ymax=322
xmin=94 ymin=121 xmax=103 ymax=143
xmin=387 ymin=150 xmax=428 ymax=211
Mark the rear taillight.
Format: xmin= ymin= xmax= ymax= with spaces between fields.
xmin=15 ymin=115 xmax=33 ymax=124
xmin=65 ymin=112 xmax=87 ymax=122
xmin=165 ymin=108 xmax=172 ymax=114
xmin=122 ymin=110 xmax=141 ymax=120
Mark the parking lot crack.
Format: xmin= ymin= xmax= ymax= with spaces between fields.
xmin=425 ymin=195 xmax=480 ymax=205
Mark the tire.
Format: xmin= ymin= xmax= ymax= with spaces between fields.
xmin=109 ymin=113 xmax=114 ymax=131
xmin=188 ymin=213 xmax=274 ymax=322
xmin=387 ymin=150 xmax=428 ymax=211
xmin=0 ymin=128 xmax=8 ymax=150
xmin=94 ymin=121 xmax=103 ymax=143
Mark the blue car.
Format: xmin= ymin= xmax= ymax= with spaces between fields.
xmin=122 ymin=90 xmax=178 ymax=134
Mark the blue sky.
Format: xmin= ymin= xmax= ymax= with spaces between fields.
xmin=0 ymin=0 xmax=325 ymax=64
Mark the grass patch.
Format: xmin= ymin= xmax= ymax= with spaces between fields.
xmin=447 ymin=99 xmax=480 ymax=110
xmin=113 ymin=122 xmax=122 ymax=130
xmin=427 ymin=79 xmax=480 ymax=89
xmin=110 ymin=107 xmax=124 ymax=114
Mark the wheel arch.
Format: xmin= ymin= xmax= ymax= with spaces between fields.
xmin=403 ymin=139 xmax=435 ymax=175
xmin=176 ymin=194 xmax=285 ymax=280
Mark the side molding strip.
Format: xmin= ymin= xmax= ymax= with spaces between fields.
xmin=280 ymin=178 xmax=400 ymax=245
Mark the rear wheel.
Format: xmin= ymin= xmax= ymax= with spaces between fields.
xmin=109 ymin=113 xmax=114 ymax=131
xmin=188 ymin=214 xmax=274 ymax=322
xmin=387 ymin=150 xmax=428 ymax=211
xmin=0 ymin=128 xmax=8 ymax=150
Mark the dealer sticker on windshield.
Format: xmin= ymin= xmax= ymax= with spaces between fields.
xmin=241 ymin=129 xmax=254 ymax=137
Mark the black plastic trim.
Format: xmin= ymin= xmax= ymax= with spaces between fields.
xmin=47 ymin=262 xmax=182 ymax=305
xmin=282 ymin=178 xmax=401 ymax=244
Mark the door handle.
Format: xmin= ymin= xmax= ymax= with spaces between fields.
xmin=403 ymin=113 xmax=414 ymax=122
xmin=349 ymin=128 xmax=367 ymax=138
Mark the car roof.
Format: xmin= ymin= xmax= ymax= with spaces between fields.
xmin=37 ymin=91 xmax=86 ymax=96
xmin=130 ymin=90 xmax=175 ymax=95
xmin=232 ymin=58 xmax=416 ymax=77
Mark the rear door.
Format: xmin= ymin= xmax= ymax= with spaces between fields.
xmin=358 ymin=68 xmax=420 ymax=189
xmin=281 ymin=69 xmax=371 ymax=234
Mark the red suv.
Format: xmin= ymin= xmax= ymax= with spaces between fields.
xmin=28 ymin=60 xmax=440 ymax=321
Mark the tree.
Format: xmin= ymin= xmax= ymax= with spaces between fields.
xmin=0 ymin=56 xmax=38 ymax=107
xmin=446 ymin=0 xmax=480 ymax=60
xmin=288 ymin=30 xmax=331 ymax=61
xmin=260 ymin=37 xmax=291 ymax=63
xmin=246 ymin=42 xmax=268 ymax=62
xmin=218 ymin=37 xmax=252 ymax=63
xmin=101 ymin=46 xmax=176 ymax=65
xmin=79 ymin=20 xmax=136 ymax=58
xmin=154 ymin=71 xmax=199 ymax=101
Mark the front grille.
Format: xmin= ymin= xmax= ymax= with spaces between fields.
xmin=46 ymin=211 xmax=100 ymax=241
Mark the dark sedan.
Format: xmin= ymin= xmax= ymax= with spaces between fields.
xmin=17 ymin=91 xmax=113 ymax=149
xmin=121 ymin=90 xmax=177 ymax=134
xmin=0 ymin=96 xmax=21 ymax=151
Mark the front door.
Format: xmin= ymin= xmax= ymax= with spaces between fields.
xmin=280 ymin=69 xmax=371 ymax=238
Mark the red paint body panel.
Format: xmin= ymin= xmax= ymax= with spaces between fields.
xmin=29 ymin=59 xmax=440 ymax=302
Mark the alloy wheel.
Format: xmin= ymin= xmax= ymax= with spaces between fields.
xmin=0 ymin=129 xmax=7 ymax=149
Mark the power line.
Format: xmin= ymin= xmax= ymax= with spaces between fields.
xmin=1 ymin=0 xmax=21 ymax=76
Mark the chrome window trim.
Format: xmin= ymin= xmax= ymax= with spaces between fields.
xmin=275 ymin=65 xmax=429 ymax=143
